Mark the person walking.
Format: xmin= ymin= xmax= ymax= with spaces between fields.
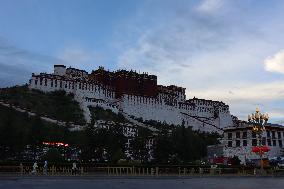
xmin=72 ymin=162 xmax=77 ymax=175
xmin=43 ymin=160 xmax=48 ymax=175
xmin=31 ymin=162 xmax=38 ymax=175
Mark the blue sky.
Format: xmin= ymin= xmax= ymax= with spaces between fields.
xmin=1 ymin=0 xmax=284 ymax=123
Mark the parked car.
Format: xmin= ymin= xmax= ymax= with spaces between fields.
xmin=269 ymin=157 xmax=284 ymax=167
xmin=278 ymin=160 xmax=284 ymax=168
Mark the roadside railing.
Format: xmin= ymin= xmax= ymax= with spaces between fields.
xmin=1 ymin=164 xmax=284 ymax=176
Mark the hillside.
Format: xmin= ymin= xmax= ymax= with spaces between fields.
xmin=89 ymin=106 xmax=130 ymax=123
xmin=0 ymin=85 xmax=220 ymax=163
xmin=0 ymin=104 xmax=85 ymax=160
xmin=0 ymin=85 xmax=85 ymax=125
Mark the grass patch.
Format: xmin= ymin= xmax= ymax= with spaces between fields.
xmin=0 ymin=85 xmax=85 ymax=125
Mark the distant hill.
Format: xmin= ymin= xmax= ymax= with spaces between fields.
xmin=0 ymin=85 xmax=85 ymax=125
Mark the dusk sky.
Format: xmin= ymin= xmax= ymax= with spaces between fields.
xmin=1 ymin=0 xmax=284 ymax=123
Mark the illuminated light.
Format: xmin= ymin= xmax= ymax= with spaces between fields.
xmin=42 ymin=141 xmax=69 ymax=147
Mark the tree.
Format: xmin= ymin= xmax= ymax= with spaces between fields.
xmin=29 ymin=116 xmax=44 ymax=146
xmin=105 ymin=124 xmax=127 ymax=163
xmin=130 ymin=128 xmax=152 ymax=163
xmin=43 ymin=148 xmax=64 ymax=162
xmin=153 ymin=128 xmax=174 ymax=164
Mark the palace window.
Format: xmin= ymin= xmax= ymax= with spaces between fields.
xmin=272 ymin=131 xmax=276 ymax=139
xmin=228 ymin=133 xmax=232 ymax=140
xmin=278 ymin=132 xmax=281 ymax=139
xmin=252 ymin=132 xmax=256 ymax=138
xmin=51 ymin=80 xmax=53 ymax=87
xmin=267 ymin=131 xmax=271 ymax=138
xmin=60 ymin=81 xmax=62 ymax=88
xmin=243 ymin=140 xmax=247 ymax=146
xmin=279 ymin=140 xmax=283 ymax=147
xmin=267 ymin=139 xmax=271 ymax=146
xmin=228 ymin=141 xmax=232 ymax=147
xmin=40 ymin=78 xmax=42 ymax=85
xmin=236 ymin=132 xmax=240 ymax=138
xmin=242 ymin=131 xmax=247 ymax=139
xmin=273 ymin=140 xmax=276 ymax=146
xmin=35 ymin=80 xmax=38 ymax=85
xmin=236 ymin=140 xmax=240 ymax=147
xmin=262 ymin=137 xmax=266 ymax=145
xmin=44 ymin=79 xmax=47 ymax=86
xmin=252 ymin=139 xmax=257 ymax=146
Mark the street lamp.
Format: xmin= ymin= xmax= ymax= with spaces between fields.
xmin=248 ymin=108 xmax=269 ymax=174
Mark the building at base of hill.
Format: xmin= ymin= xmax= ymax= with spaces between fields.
xmin=208 ymin=121 xmax=284 ymax=164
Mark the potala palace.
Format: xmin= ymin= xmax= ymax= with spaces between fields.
xmin=28 ymin=65 xmax=233 ymax=132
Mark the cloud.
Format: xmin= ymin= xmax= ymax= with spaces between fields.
xmin=59 ymin=48 xmax=91 ymax=65
xmin=117 ymin=9 xmax=235 ymax=85
xmin=264 ymin=50 xmax=284 ymax=74
xmin=117 ymin=1 xmax=266 ymax=89
xmin=196 ymin=0 xmax=226 ymax=13
xmin=189 ymin=80 xmax=284 ymax=120
xmin=190 ymin=81 xmax=284 ymax=102
xmin=116 ymin=0 xmax=284 ymax=123
xmin=0 ymin=38 xmax=60 ymax=87
xmin=57 ymin=47 xmax=105 ymax=71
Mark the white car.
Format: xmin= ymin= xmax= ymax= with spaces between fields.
xmin=277 ymin=160 xmax=284 ymax=168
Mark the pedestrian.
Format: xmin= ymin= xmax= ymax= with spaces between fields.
xmin=31 ymin=161 xmax=38 ymax=175
xmin=43 ymin=160 xmax=48 ymax=175
xmin=72 ymin=162 xmax=77 ymax=175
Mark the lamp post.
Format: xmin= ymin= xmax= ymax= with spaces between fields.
xmin=248 ymin=108 xmax=269 ymax=174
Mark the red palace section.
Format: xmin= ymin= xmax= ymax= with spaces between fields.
xmin=89 ymin=66 xmax=158 ymax=98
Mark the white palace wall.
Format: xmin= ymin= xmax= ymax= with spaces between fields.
xmin=28 ymin=69 xmax=233 ymax=132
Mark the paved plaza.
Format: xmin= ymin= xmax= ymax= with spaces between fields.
xmin=0 ymin=177 xmax=284 ymax=189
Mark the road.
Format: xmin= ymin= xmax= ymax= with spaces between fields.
xmin=0 ymin=176 xmax=283 ymax=189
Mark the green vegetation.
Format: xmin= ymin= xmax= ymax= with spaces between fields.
xmin=89 ymin=106 xmax=129 ymax=123
xmin=153 ymin=126 xmax=220 ymax=164
xmin=141 ymin=118 xmax=176 ymax=130
xmin=0 ymin=104 xmax=128 ymax=163
xmin=43 ymin=148 xmax=64 ymax=162
xmin=0 ymin=85 xmax=85 ymax=125
xmin=0 ymin=86 xmax=220 ymax=164
xmin=85 ymin=106 xmax=221 ymax=164
xmin=82 ymin=124 xmax=127 ymax=163
xmin=130 ymin=127 xmax=153 ymax=163
xmin=0 ymin=105 xmax=84 ymax=161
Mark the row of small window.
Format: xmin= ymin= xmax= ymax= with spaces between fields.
xmin=192 ymin=101 xmax=221 ymax=107
xmin=227 ymin=130 xmax=284 ymax=139
xmin=228 ymin=139 xmax=283 ymax=147
xmin=266 ymin=131 xmax=283 ymax=139
xmin=35 ymin=78 xmax=113 ymax=96
xmin=128 ymin=96 xmax=159 ymax=104
xmin=228 ymin=140 xmax=247 ymax=147
xmin=228 ymin=131 xmax=247 ymax=139
xmin=35 ymin=79 xmax=74 ymax=89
